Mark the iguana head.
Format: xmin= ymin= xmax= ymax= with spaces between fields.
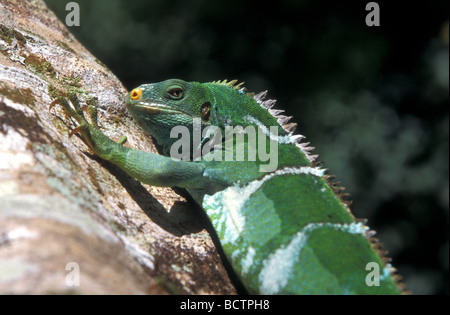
xmin=126 ymin=79 xmax=295 ymax=158
xmin=126 ymin=79 xmax=213 ymax=149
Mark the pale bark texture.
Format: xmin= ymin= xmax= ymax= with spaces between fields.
xmin=0 ymin=0 xmax=236 ymax=294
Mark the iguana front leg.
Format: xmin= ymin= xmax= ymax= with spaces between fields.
xmin=50 ymin=92 xmax=206 ymax=189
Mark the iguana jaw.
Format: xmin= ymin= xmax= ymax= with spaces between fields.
xmin=126 ymin=101 xmax=191 ymax=117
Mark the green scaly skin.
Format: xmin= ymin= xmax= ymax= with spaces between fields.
xmin=51 ymin=79 xmax=403 ymax=294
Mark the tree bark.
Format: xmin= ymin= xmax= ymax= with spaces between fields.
xmin=0 ymin=0 xmax=236 ymax=294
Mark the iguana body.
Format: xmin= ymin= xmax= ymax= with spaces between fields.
xmin=51 ymin=79 xmax=402 ymax=294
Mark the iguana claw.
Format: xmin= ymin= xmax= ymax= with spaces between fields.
xmin=50 ymin=91 xmax=100 ymax=151
xmin=50 ymin=91 xmax=127 ymax=154
xmin=49 ymin=92 xmax=88 ymax=126
xmin=69 ymin=125 xmax=84 ymax=137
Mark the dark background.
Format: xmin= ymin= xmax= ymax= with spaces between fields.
xmin=46 ymin=0 xmax=449 ymax=294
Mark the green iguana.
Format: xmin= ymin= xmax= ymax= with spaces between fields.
xmin=50 ymin=79 xmax=404 ymax=294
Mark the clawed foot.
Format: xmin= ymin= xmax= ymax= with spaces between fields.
xmin=50 ymin=91 xmax=127 ymax=152
xmin=50 ymin=91 xmax=101 ymax=150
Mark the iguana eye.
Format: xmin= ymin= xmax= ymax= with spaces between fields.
xmin=200 ymin=102 xmax=211 ymax=122
xmin=166 ymin=86 xmax=184 ymax=100
xmin=130 ymin=88 xmax=142 ymax=100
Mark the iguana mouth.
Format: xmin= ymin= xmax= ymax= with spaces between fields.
xmin=127 ymin=101 xmax=185 ymax=115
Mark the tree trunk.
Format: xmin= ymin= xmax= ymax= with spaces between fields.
xmin=0 ymin=0 xmax=236 ymax=294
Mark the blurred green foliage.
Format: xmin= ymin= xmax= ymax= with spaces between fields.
xmin=46 ymin=0 xmax=449 ymax=294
